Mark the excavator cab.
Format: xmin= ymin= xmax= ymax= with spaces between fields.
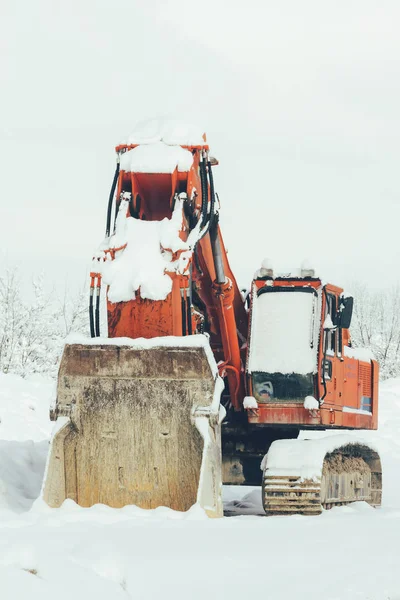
xmin=245 ymin=269 xmax=378 ymax=429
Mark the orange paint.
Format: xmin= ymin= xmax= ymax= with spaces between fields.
xmin=97 ymin=137 xmax=378 ymax=433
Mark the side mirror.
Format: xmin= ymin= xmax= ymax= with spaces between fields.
xmin=338 ymin=296 xmax=353 ymax=329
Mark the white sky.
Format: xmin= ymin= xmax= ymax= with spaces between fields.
xmin=1 ymin=0 xmax=399 ymax=293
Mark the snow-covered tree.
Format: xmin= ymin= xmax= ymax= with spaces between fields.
xmin=0 ymin=270 xmax=25 ymax=374
xmin=2 ymin=268 xmax=400 ymax=380
xmin=0 ymin=269 xmax=89 ymax=378
xmin=351 ymin=283 xmax=400 ymax=379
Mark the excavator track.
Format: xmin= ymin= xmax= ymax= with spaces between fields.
xmin=263 ymin=475 xmax=322 ymax=515
xmin=262 ymin=439 xmax=382 ymax=516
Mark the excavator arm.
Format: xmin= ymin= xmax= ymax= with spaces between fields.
xmin=43 ymin=127 xmax=246 ymax=513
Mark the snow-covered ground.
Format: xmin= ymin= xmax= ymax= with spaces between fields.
xmin=1 ymin=373 xmax=400 ymax=599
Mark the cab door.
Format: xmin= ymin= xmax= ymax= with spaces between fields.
xmin=320 ymin=292 xmax=340 ymax=407
xmin=335 ymin=316 xmax=345 ymax=408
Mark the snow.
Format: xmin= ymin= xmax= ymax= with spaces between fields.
xmin=304 ymin=395 xmax=319 ymax=410
xmin=243 ymin=396 xmax=258 ymax=409
xmin=0 ymin=440 xmax=48 ymax=512
xmin=0 ymin=374 xmax=53 ymax=442
xmin=103 ymin=215 xmax=174 ymax=301
xmin=121 ymin=118 xmax=206 ymax=147
xmin=270 ymin=267 xmax=319 ymax=279
xmin=2 ymin=375 xmax=400 ymax=599
xmin=344 ymin=345 xmax=375 ymax=362
xmin=300 ymin=258 xmax=313 ymax=271
xmin=343 ymin=406 xmax=372 ymax=415
xmin=67 ymin=331 xmax=207 ymax=348
xmin=262 ymin=261 xmax=317 ymax=280
xmin=160 ymin=194 xmax=190 ymax=252
xmin=100 ymin=195 xmax=190 ymax=303
xmin=193 ymin=376 xmax=225 ymax=515
xmin=247 ymin=285 xmax=321 ymax=374
xmin=300 ymin=258 xmax=315 ymax=277
xmin=323 ymin=313 xmax=335 ymax=330
xmin=261 ymin=257 xmax=273 ymax=270
xmin=254 ymin=257 xmax=274 ymax=278
xmin=120 ymin=141 xmax=194 ymax=174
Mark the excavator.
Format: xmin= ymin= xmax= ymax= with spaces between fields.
xmin=43 ymin=120 xmax=382 ymax=517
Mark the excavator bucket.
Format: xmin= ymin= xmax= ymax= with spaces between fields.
xmin=42 ymin=340 xmax=224 ymax=517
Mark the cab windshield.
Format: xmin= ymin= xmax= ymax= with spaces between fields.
xmin=247 ymin=286 xmax=320 ymax=402
xmin=252 ymin=371 xmax=314 ymax=403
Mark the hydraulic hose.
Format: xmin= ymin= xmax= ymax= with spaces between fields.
xmin=105 ymin=156 xmax=120 ymax=237
xmin=199 ymin=152 xmax=208 ymax=228
xmin=89 ymin=288 xmax=95 ymax=338
xmin=194 ymin=245 xmax=204 ymax=276
xmin=95 ymin=283 xmax=101 ymax=337
xmin=187 ymin=264 xmax=193 ymax=335
xmin=190 ymin=151 xmax=211 ymax=252
xmin=210 ymin=214 xmax=226 ymax=284
xmin=207 ymin=159 xmax=216 ymax=231
xmin=186 ymin=297 xmax=192 ymax=335
xmin=181 ymin=293 xmax=187 ymax=336
xmin=89 ymin=274 xmax=96 ymax=338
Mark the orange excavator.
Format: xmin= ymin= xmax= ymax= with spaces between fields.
xmin=43 ymin=121 xmax=382 ymax=516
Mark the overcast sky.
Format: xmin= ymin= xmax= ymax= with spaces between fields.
xmin=1 ymin=1 xmax=399 ymax=293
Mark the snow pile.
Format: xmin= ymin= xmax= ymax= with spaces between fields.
xmin=121 ymin=117 xmax=206 ymax=147
xmin=100 ymin=196 xmax=190 ymax=303
xmin=254 ymin=257 xmax=274 ymax=278
xmin=0 ymin=440 xmax=48 ymax=512
xmin=243 ymin=396 xmax=258 ymax=409
xmin=120 ymin=141 xmax=193 ymax=174
xmin=261 ymin=434 xmax=378 ymax=479
xmin=300 ymin=258 xmax=315 ymax=277
xmin=247 ymin=286 xmax=321 ymax=374
xmin=0 ymin=374 xmax=52 ymax=513
xmin=323 ymin=313 xmax=335 ymax=330
xmin=269 ymin=267 xmax=319 ymax=279
xmin=103 ymin=218 xmax=174 ymax=301
xmin=304 ymin=395 xmax=319 ymax=410
xmin=254 ymin=259 xmax=317 ymax=280
xmin=344 ymin=345 xmax=375 ymax=362
xmin=0 ymin=373 xmax=53 ymax=442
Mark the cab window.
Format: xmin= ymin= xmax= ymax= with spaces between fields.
xmin=325 ymin=294 xmax=337 ymax=355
